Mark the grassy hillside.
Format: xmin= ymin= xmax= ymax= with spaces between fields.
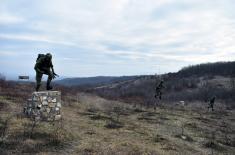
xmin=88 ymin=62 xmax=235 ymax=108
xmin=89 ymin=75 xmax=235 ymax=109
xmin=0 ymin=80 xmax=234 ymax=154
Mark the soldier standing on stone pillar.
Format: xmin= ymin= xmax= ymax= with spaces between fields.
xmin=34 ymin=53 xmax=58 ymax=91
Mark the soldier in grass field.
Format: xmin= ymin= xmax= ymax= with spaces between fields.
xmin=155 ymin=80 xmax=164 ymax=100
xmin=34 ymin=53 xmax=58 ymax=91
xmin=208 ymin=96 xmax=216 ymax=111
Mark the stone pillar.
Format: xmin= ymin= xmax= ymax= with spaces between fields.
xmin=24 ymin=91 xmax=62 ymax=121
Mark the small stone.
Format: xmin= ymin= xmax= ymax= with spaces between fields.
xmin=47 ymin=118 xmax=54 ymax=121
xmin=40 ymin=106 xmax=45 ymax=111
xmin=55 ymin=107 xmax=60 ymax=111
xmin=181 ymin=135 xmax=187 ymax=140
xmin=47 ymin=97 xmax=52 ymax=102
xmin=46 ymin=108 xmax=51 ymax=113
xmin=32 ymin=96 xmax=37 ymax=101
xmin=42 ymin=101 xmax=48 ymax=105
xmin=55 ymin=115 xmax=61 ymax=121
xmin=56 ymin=102 xmax=61 ymax=107
xmin=33 ymin=102 xmax=38 ymax=108
xmin=40 ymin=96 xmax=44 ymax=102
xmin=43 ymin=96 xmax=47 ymax=100
xmin=48 ymin=102 xmax=56 ymax=107
xmin=52 ymin=98 xmax=57 ymax=102
xmin=42 ymin=111 xmax=48 ymax=117
xmin=27 ymin=109 xmax=31 ymax=115
xmin=37 ymin=104 xmax=42 ymax=109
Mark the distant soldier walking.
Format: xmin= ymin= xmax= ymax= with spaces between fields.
xmin=34 ymin=53 xmax=58 ymax=91
xmin=208 ymin=96 xmax=216 ymax=111
xmin=155 ymin=80 xmax=164 ymax=100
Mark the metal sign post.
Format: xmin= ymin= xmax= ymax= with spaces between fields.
xmin=18 ymin=76 xmax=30 ymax=80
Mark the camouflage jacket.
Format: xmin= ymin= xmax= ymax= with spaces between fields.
xmin=34 ymin=56 xmax=53 ymax=72
xmin=156 ymin=83 xmax=164 ymax=90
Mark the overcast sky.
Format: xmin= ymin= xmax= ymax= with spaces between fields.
xmin=0 ymin=0 xmax=235 ymax=79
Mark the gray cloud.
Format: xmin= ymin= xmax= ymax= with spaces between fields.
xmin=0 ymin=0 xmax=234 ymax=77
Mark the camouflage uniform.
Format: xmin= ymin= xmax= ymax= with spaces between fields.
xmin=208 ymin=96 xmax=215 ymax=111
xmin=155 ymin=81 xmax=164 ymax=100
xmin=34 ymin=53 xmax=55 ymax=91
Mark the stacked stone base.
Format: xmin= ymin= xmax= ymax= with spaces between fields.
xmin=24 ymin=91 xmax=62 ymax=122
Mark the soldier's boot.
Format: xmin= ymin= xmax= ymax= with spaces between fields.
xmin=47 ymin=84 xmax=53 ymax=90
xmin=46 ymin=82 xmax=53 ymax=90
xmin=155 ymin=91 xmax=160 ymax=99
xmin=154 ymin=103 xmax=157 ymax=110
xmin=36 ymin=84 xmax=41 ymax=91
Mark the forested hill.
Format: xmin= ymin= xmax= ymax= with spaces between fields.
xmin=56 ymin=61 xmax=235 ymax=87
xmin=174 ymin=61 xmax=235 ymax=78
xmin=89 ymin=61 xmax=235 ymax=107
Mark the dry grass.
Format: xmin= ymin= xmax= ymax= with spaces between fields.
xmin=0 ymin=90 xmax=234 ymax=154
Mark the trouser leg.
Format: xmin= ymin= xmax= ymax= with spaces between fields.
xmin=36 ymin=72 xmax=43 ymax=91
xmin=155 ymin=91 xmax=161 ymax=99
xmin=46 ymin=71 xmax=53 ymax=90
xmin=159 ymin=91 xmax=162 ymax=100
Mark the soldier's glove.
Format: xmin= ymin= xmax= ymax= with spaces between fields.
xmin=52 ymin=72 xmax=59 ymax=79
